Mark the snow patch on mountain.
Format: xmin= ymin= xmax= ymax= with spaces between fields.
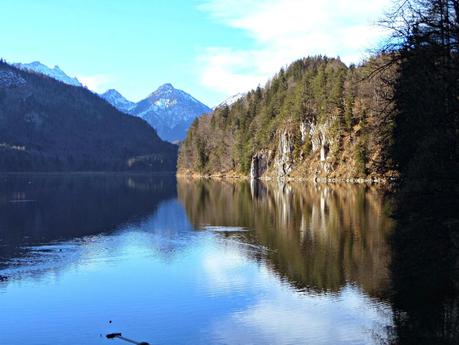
xmin=0 ymin=70 xmax=26 ymax=88
xmin=215 ymin=92 xmax=246 ymax=109
xmin=154 ymin=98 xmax=177 ymax=108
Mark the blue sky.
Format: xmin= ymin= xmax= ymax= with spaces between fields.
xmin=0 ymin=0 xmax=391 ymax=106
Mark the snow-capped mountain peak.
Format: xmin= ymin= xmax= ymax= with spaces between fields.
xmin=147 ymin=83 xmax=178 ymax=103
xmin=215 ymin=92 xmax=246 ymax=109
xmin=98 ymin=84 xmax=210 ymax=142
xmin=100 ymin=89 xmax=135 ymax=114
xmin=157 ymin=83 xmax=174 ymax=92
xmin=129 ymin=84 xmax=211 ymax=142
xmin=13 ymin=61 xmax=82 ymax=87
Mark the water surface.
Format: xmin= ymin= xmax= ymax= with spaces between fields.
xmin=0 ymin=174 xmax=395 ymax=345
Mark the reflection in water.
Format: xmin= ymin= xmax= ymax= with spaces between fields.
xmin=386 ymin=185 xmax=459 ymax=345
xmin=178 ymin=179 xmax=394 ymax=297
xmin=0 ymin=173 xmax=176 ymax=273
xmin=3 ymin=174 xmax=444 ymax=345
xmin=0 ymin=173 xmax=176 ymax=240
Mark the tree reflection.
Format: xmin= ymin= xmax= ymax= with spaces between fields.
xmin=178 ymin=178 xmax=395 ymax=298
xmin=387 ymin=190 xmax=459 ymax=345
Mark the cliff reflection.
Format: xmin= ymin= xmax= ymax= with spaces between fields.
xmin=178 ymin=179 xmax=394 ymax=297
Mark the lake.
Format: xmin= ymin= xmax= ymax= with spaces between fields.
xmin=0 ymin=173 xmax=398 ymax=344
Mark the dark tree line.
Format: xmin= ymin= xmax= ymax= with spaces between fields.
xmin=381 ymin=0 xmax=458 ymax=181
xmin=381 ymin=1 xmax=459 ymax=344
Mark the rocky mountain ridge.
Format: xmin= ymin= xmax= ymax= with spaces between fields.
xmin=13 ymin=61 xmax=82 ymax=87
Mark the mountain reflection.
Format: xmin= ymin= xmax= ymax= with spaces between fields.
xmin=178 ymin=178 xmax=395 ymax=297
xmin=0 ymin=173 xmax=176 ymax=267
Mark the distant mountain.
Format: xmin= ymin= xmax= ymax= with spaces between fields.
xmin=13 ymin=61 xmax=82 ymax=87
xmin=215 ymin=92 xmax=246 ymax=109
xmin=102 ymin=84 xmax=211 ymax=143
xmin=130 ymin=83 xmax=211 ymax=142
xmin=0 ymin=61 xmax=177 ymax=172
xmin=14 ymin=61 xmax=211 ymax=143
xmin=100 ymin=89 xmax=135 ymax=114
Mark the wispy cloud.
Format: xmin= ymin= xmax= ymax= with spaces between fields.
xmin=77 ymin=74 xmax=114 ymax=93
xmin=198 ymin=0 xmax=392 ymax=97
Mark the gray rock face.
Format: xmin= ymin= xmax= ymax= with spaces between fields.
xmin=300 ymin=120 xmax=322 ymax=153
xmin=300 ymin=121 xmax=310 ymax=143
xmin=251 ymin=119 xmax=339 ymax=180
xmin=300 ymin=119 xmax=333 ymax=172
xmin=250 ymin=151 xmax=270 ymax=179
xmin=320 ymin=140 xmax=329 ymax=162
xmin=275 ymin=131 xmax=294 ymax=178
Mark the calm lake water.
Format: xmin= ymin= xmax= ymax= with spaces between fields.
xmin=0 ymin=174 xmax=396 ymax=345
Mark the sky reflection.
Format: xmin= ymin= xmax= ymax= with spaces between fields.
xmin=0 ymin=175 xmax=394 ymax=345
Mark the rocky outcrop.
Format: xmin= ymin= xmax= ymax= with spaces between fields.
xmin=301 ymin=120 xmax=334 ymax=174
xmin=274 ymin=131 xmax=294 ymax=178
xmin=301 ymin=120 xmax=328 ymax=159
xmin=250 ymin=151 xmax=270 ymax=179
xmin=250 ymin=122 xmax=334 ymax=179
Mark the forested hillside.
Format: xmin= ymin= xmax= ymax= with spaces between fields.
xmin=0 ymin=61 xmax=177 ymax=172
xmin=178 ymin=56 xmax=397 ymax=180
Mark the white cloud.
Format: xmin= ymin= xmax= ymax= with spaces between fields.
xmin=77 ymin=74 xmax=114 ymax=93
xmin=198 ymin=0 xmax=392 ymax=97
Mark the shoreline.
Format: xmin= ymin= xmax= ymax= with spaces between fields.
xmin=176 ymin=172 xmax=398 ymax=184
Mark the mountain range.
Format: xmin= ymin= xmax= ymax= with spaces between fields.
xmin=0 ymin=60 xmax=177 ymax=172
xmin=14 ymin=61 xmax=211 ymax=143
xmin=101 ymin=83 xmax=211 ymax=143
xmin=14 ymin=61 xmax=82 ymax=87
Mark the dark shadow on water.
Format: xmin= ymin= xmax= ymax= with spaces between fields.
xmin=385 ymin=189 xmax=459 ymax=345
xmin=0 ymin=173 xmax=177 ymax=269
